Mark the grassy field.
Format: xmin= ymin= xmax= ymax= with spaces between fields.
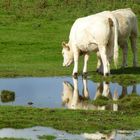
xmin=0 ymin=93 xmax=140 ymax=135
xmin=0 ymin=94 xmax=140 ymax=134
xmin=0 ymin=0 xmax=139 ymax=79
xmin=0 ymin=0 xmax=140 ymax=137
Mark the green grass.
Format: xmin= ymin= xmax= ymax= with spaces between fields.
xmin=0 ymin=138 xmax=27 ymax=140
xmin=89 ymin=67 xmax=140 ymax=85
xmin=0 ymin=0 xmax=139 ymax=81
xmin=38 ymin=135 xmax=56 ymax=140
xmin=0 ymin=94 xmax=140 ymax=134
xmin=0 ymin=0 xmax=140 ymax=136
xmin=91 ymin=95 xmax=110 ymax=106
xmin=91 ymin=93 xmax=140 ymax=111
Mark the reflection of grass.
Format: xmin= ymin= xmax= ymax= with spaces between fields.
xmin=38 ymin=135 xmax=56 ymax=140
xmin=92 ymin=94 xmax=140 ymax=111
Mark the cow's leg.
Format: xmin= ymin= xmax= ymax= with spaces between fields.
xmin=96 ymin=59 xmax=104 ymax=75
xmin=72 ymin=50 xmax=79 ymax=78
xmin=121 ymin=41 xmax=128 ymax=68
xmin=94 ymin=82 xmax=103 ymax=100
xmin=71 ymin=77 xmax=79 ymax=109
xmin=121 ymin=86 xmax=127 ymax=98
xmin=132 ymin=84 xmax=136 ymax=93
xmin=96 ymin=58 xmax=101 ymax=72
xmin=102 ymin=82 xmax=110 ymax=98
xmin=82 ymin=77 xmax=89 ymax=99
xmin=96 ymin=52 xmax=103 ymax=74
xmin=98 ymin=59 xmax=103 ymax=75
xmin=96 ymin=52 xmax=101 ymax=72
xmin=130 ymin=35 xmax=137 ymax=67
xmin=96 ymin=52 xmax=101 ymax=71
xmin=83 ymin=53 xmax=89 ymax=77
xmin=99 ymin=46 xmax=110 ymax=76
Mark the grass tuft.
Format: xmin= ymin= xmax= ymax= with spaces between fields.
xmin=38 ymin=135 xmax=56 ymax=140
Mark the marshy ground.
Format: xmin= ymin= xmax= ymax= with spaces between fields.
xmin=0 ymin=0 xmax=140 ymax=139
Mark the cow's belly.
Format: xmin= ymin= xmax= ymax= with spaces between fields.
xmin=77 ymin=43 xmax=98 ymax=53
xmin=87 ymin=43 xmax=98 ymax=52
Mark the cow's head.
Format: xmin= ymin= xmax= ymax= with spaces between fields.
xmin=62 ymin=81 xmax=73 ymax=105
xmin=62 ymin=42 xmax=74 ymax=67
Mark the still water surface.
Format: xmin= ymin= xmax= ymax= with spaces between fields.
xmin=0 ymin=126 xmax=139 ymax=140
xmin=0 ymin=76 xmax=139 ymax=108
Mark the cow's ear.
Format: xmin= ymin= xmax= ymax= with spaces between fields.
xmin=62 ymin=41 xmax=70 ymax=50
xmin=62 ymin=41 xmax=66 ymax=48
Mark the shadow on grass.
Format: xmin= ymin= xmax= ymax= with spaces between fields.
xmin=88 ymin=67 xmax=140 ymax=85
xmin=111 ymin=67 xmax=140 ymax=75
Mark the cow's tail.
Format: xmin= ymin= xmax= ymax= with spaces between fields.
xmin=109 ymin=15 xmax=119 ymax=68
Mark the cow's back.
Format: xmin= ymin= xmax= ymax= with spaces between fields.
xmin=112 ymin=8 xmax=138 ymax=44
xmin=69 ymin=13 xmax=112 ymax=51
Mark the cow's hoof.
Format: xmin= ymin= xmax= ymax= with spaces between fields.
xmin=96 ymin=69 xmax=103 ymax=75
xmin=72 ymin=73 xmax=78 ymax=79
xmin=97 ymin=71 xmax=103 ymax=75
xmin=121 ymin=64 xmax=128 ymax=68
xmin=96 ymin=69 xmax=99 ymax=73
xmin=133 ymin=63 xmax=138 ymax=67
xmin=100 ymin=72 xmax=104 ymax=75
xmin=82 ymin=72 xmax=88 ymax=79
xmin=105 ymin=81 xmax=109 ymax=84
xmin=104 ymin=73 xmax=110 ymax=76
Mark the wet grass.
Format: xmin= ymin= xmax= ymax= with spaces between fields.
xmin=0 ymin=94 xmax=140 ymax=134
xmin=0 ymin=0 xmax=139 ymax=82
xmin=88 ymin=67 xmax=140 ymax=86
xmin=91 ymin=95 xmax=110 ymax=106
xmin=0 ymin=138 xmax=27 ymax=140
xmin=38 ymin=135 xmax=56 ymax=140
xmin=91 ymin=93 xmax=140 ymax=111
xmin=0 ymin=0 xmax=139 ymax=136
xmin=119 ymin=94 xmax=140 ymax=110
xmin=0 ymin=136 xmax=57 ymax=140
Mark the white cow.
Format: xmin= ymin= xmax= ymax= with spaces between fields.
xmin=97 ymin=8 xmax=138 ymax=73
xmin=62 ymin=11 xmax=119 ymax=77
xmin=114 ymin=8 xmax=138 ymax=67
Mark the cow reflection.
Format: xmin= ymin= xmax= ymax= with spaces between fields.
xmin=119 ymin=84 xmax=137 ymax=99
xmin=83 ymin=130 xmax=116 ymax=140
xmin=62 ymin=78 xmax=92 ymax=110
xmin=95 ymin=81 xmax=118 ymax=111
xmin=62 ymin=77 xmax=112 ymax=110
xmin=94 ymin=82 xmax=112 ymax=100
xmin=62 ymin=77 xmax=137 ymax=111
xmin=95 ymin=82 xmax=137 ymax=99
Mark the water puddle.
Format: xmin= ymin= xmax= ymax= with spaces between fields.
xmin=0 ymin=126 xmax=139 ymax=140
xmin=0 ymin=77 xmax=140 ymax=140
xmin=0 ymin=76 xmax=139 ymax=109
